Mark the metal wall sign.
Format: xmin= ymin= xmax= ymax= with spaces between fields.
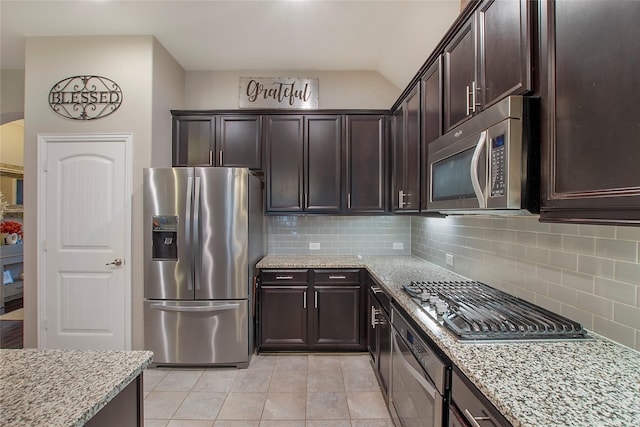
xmin=239 ymin=77 xmax=318 ymax=109
xmin=49 ymin=75 xmax=123 ymax=120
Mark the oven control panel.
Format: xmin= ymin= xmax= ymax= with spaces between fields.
xmin=490 ymin=134 xmax=506 ymax=198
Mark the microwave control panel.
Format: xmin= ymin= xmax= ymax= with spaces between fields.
xmin=490 ymin=134 xmax=506 ymax=197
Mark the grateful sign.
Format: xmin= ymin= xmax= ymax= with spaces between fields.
xmin=239 ymin=77 xmax=318 ymax=109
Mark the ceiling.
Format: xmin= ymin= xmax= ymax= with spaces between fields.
xmin=0 ymin=0 xmax=462 ymax=90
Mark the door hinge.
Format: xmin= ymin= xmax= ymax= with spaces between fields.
xmin=42 ymin=161 xmax=48 ymax=172
xmin=42 ymin=240 xmax=47 ymax=251
xmin=42 ymin=318 xmax=48 ymax=330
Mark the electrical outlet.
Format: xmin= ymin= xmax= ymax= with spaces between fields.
xmin=309 ymin=242 xmax=320 ymax=250
xmin=445 ymin=253 xmax=454 ymax=266
xmin=393 ymin=242 xmax=404 ymax=250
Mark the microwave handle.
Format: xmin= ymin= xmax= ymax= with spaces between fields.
xmin=470 ymin=130 xmax=488 ymax=209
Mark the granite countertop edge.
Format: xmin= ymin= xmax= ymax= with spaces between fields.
xmin=0 ymin=349 xmax=153 ymax=426
xmin=257 ymin=255 xmax=640 ymax=427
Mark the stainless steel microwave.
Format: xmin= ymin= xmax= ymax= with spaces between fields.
xmin=427 ymin=96 xmax=539 ymax=214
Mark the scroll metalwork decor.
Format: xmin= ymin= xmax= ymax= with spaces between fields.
xmin=49 ymin=75 xmax=123 ymax=120
xmin=239 ymin=77 xmax=318 ymax=109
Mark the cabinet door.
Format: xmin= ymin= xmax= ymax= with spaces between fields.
xmin=393 ymin=87 xmax=421 ymax=212
xmin=172 ymin=116 xmax=215 ymax=166
xmin=392 ymin=106 xmax=405 ymax=211
xmin=404 ymin=87 xmax=421 ymax=211
xmin=367 ymin=288 xmax=379 ymax=363
xmin=443 ymin=18 xmax=476 ymax=132
xmin=217 ymin=115 xmax=262 ymax=169
xmin=265 ymin=115 xmax=304 ymax=212
xmin=540 ymin=0 xmax=640 ymax=224
xmin=259 ymin=286 xmax=309 ymax=350
xmin=305 ymin=115 xmax=342 ymax=213
xmin=421 ymin=59 xmax=442 ymax=211
xmin=311 ymin=285 xmax=364 ymax=350
xmin=478 ymin=0 xmax=531 ymax=108
xmin=345 ymin=115 xmax=387 ymax=213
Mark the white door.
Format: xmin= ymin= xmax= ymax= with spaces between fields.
xmin=38 ymin=134 xmax=131 ymax=350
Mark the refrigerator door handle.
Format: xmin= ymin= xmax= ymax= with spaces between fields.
xmin=193 ymin=175 xmax=202 ymax=290
xmin=185 ymin=176 xmax=194 ymax=291
xmin=150 ymin=302 xmax=241 ymax=313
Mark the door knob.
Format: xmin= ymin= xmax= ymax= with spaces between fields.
xmin=106 ymin=258 xmax=123 ymax=267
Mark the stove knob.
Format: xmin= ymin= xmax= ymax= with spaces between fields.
xmin=435 ymin=301 xmax=448 ymax=315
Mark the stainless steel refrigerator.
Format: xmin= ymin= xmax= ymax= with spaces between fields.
xmin=143 ymin=167 xmax=264 ymax=367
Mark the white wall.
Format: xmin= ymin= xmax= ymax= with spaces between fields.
xmin=0 ymin=70 xmax=25 ymax=123
xmin=23 ymin=35 xmax=179 ymax=349
xmin=152 ymin=38 xmax=185 ymax=167
xmin=185 ymin=70 xmax=400 ymax=110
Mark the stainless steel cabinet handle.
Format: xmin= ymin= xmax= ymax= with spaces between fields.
xmin=314 ymin=291 xmax=318 ymax=308
xmin=371 ymin=286 xmax=383 ymax=294
xmin=347 ymin=193 xmax=351 ymax=209
xmin=105 ymin=258 xmax=123 ymax=267
xmin=328 ymin=275 xmax=346 ymax=279
xmin=219 ymin=150 xmax=223 ymax=166
xmin=371 ymin=306 xmax=378 ymax=328
xmin=471 ymin=80 xmax=480 ymax=113
xmin=275 ymin=275 xmax=293 ymax=280
xmin=466 ymin=85 xmax=472 ymax=116
xmin=398 ymin=190 xmax=404 ymax=209
xmin=463 ymin=408 xmax=492 ymax=427
xmin=209 ymin=150 xmax=213 ymax=166
xmin=303 ymin=291 xmax=307 ymax=309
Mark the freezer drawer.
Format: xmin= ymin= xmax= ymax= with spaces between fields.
xmin=144 ymin=299 xmax=249 ymax=367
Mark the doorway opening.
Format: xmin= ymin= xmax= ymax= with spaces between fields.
xmin=0 ymin=118 xmax=24 ymax=349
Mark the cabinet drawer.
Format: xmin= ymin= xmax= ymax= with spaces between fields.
xmin=313 ymin=269 xmax=361 ymax=285
xmin=261 ymin=270 xmax=309 ymax=284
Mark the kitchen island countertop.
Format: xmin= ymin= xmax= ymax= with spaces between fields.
xmin=0 ymin=349 xmax=153 ymax=426
xmin=257 ymin=255 xmax=640 ymax=427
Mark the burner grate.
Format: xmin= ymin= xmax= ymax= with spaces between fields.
xmin=402 ymin=280 xmax=586 ymax=340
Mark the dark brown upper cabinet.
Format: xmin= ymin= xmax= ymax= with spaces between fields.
xmin=265 ymin=115 xmax=342 ymax=213
xmin=217 ymin=115 xmax=262 ymax=169
xmin=539 ymin=0 xmax=640 ymax=225
xmin=172 ymin=113 xmax=262 ymax=169
xmin=392 ymin=86 xmax=421 ymax=212
xmin=443 ymin=0 xmax=532 ymax=133
xmin=345 ymin=115 xmax=388 ymax=213
xmin=421 ymin=58 xmax=443 ymax=211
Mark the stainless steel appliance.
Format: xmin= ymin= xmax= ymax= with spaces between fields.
xmin=143 ymin=167 xmax=264 ymax=367
xmin=389 ymin=305 xmax=449 ymax=427
xmin=427 ymin=96 xmax=538 ymax=214
xmin=402 ymin=280 xmax=587 ymax=341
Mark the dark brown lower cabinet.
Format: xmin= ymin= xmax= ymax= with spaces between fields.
xmin=258 ymin=269 xmax=366 ymax=352
xmin=312 ymin=285 xmax=364 ymax=350
xmin=259 ymin=286 xmax=309 ymax=350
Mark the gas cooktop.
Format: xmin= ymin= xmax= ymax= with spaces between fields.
xmin=403 ymin=280 xmax=587 ymax=341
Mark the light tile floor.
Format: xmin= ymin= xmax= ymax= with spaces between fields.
xmin=143 ymin=353 xmax=394 ymax=427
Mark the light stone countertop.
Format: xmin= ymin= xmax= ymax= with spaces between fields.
xmin=0 ymin=349 xmax=153 ymax=426
xmin=257 ymin=255 xmax=640 ymax=427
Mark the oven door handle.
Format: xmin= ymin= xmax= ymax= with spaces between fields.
xmin=470 ymin=130 xmax=488 ymax=209
xmin=392 ymin=331 xmax=437 ymax=399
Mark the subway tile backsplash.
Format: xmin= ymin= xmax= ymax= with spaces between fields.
xmin=411 ymin=215 xmax=640 ymax=351
xmin=268 ymin=216 xmax=411 ymax=255
xmin=266 ymin=214 xmax=640 ymax=350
